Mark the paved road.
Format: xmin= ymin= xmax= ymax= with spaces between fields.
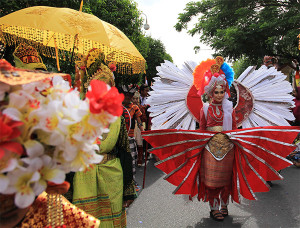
xmin=127 ymin=159 xmax=300 ymax=228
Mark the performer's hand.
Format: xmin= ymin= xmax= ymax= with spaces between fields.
xmin=123 ymin=200 xmax=134 ymax=208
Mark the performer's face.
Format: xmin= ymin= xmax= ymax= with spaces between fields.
xmin=132 ymin=96 xmax=139 ymax=105
xmin=212 ymin=87 xmax=225 ymax=103
xmin=141 ymin=87 xmax=149 ymax=97
xmin=123 ymin=93 xmax=133 ymax=105
xmin=0 ymin=194 xmax=30 ymax=228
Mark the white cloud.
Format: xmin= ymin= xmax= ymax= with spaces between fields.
xmin=135 ymin=0 xmax=213 ymax=67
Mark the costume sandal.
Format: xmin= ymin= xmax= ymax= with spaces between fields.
xmin=210 ymin=210 xmax=224 ymax=221
xmin=220 ymin=207 xmax=228 ymax=217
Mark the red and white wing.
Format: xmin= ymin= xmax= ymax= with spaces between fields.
xmin=228 ymin=126 xmax=299 ymax=201
xmin=142 ymin=129 xmax=213 ymax=197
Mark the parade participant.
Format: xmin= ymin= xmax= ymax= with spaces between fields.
xmin=139 ymin=84 xmax=150 ymax=106
xmin=71 ymin=49 xmax=136 ymax=228
xmin=121 ymin=85 xmax=144 ymax=174
xmin=13 ymin=43 xmax=72 ymax=85
xmin=142 ymin=57 xmax=299 ymax=222
xmin=197 ymin=58 xmax=237 ymax=220
xmin=132 ymin=91 xmax=146 ymax=167
xmin=13 ymin=43 xmax=47 ymax=71
xmin=0 ymin=59 xmax=123 ymax=227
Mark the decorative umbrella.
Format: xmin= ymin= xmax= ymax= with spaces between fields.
xmin=0 ymin=6 xmax=145 ymax=74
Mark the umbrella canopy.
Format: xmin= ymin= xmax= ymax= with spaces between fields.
xmin=0 ymin=6 xmax=145 ymax=74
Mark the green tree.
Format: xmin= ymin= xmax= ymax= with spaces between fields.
xmin=0 ymin=0 xmax=80 ymax=17
xmin=144 ymin=36 xmax=173 ymax=84
xmin=232 ymin=57 xmax=257 ymax=79
xmin=115 ymin=36 xmax=173 ymax=87
xmin=175 ymin=0 xmax=300 ymax=64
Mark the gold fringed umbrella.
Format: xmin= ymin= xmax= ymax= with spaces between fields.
xmin=0 ymin=6 xmax=146 ymax=75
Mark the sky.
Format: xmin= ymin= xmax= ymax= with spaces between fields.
xmin=135 ymin=0 xmax=214 ymax=67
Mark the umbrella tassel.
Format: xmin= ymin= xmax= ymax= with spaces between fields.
xmin=79 ymin=0 xmax=84 ymax=12
xmin=54 ymin=36 xmax=61 ymax=72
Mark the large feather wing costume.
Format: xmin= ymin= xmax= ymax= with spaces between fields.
xmin=148 ymin=61 xmax=295 ymax=130
xmin=142 ymin=126 xmax=299 ymax=202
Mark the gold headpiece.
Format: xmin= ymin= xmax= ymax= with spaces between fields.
xmin=76 ymin=49 xmax=115 ymax=95
xmin=210 ymin=56 xmax=224 ymax=74
xmin=14 ymin=43 xmax=42 ymax=64
xmin=13 ymin=43 xmax=47 ymax=70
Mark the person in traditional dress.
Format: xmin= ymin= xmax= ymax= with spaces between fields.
xmin=198 ymin=60 xmax=237 ymax=221
xmin=139 ymin=84 xmax=150 ymax=106
xmin=71 ymin=49 xmax=136 ymax=228
xmin=132 ymin=91 xmax=147 ymax=167
xmin=121 ymin=85 xmax=144 ymax=177
xmin=142 ymin=56 xmax=299 ymax=222
xmin=12 ymin=43 xmax=72 ymax=85
xmin=13 ymin=43 xmax=47 ymax=71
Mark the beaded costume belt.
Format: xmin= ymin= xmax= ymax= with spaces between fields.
xmin=100 ymin=154 xmax=117 ymax=164
xmin=205 ymin=133 xmax=234 ymax=161
xmin=207 ymin=126 xmax=223 ymax=132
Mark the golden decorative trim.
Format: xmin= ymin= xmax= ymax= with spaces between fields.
xmin=210 ymin=64 xmax=220 ymax=74
xmin=215 ymin=56 xmax=224 ymax=66
xmin=100 ymin=153 xmax=117 ymax=164
xmin=0 ymin=27 xmax=146 ymax=75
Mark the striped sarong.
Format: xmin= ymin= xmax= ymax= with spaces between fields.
xmin=129 ymin=137 xmax=137 ymax=181
xmin=73 ymin=158 xmax=126 ymax=228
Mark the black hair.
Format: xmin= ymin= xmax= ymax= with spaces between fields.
xmin=139 ymin=84 xmax=149 ymax=93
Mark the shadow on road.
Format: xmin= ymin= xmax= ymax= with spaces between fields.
xmin=193 ymin=215 xmax=244 ymax=227
xmin=136 ymin=158 xmax=164 ymax=189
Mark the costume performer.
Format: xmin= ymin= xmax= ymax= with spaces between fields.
xmin=142 ymin=57 xmax=300 ymax=221
xmin=132 ymin=91 xmax=147 ymax=166
xmin=13 ymin=43 xmax=72 ymax=85
xmin=121 ymin=85 xmax=144 ymax=176
xmin=71 ymin=49 xmax=136 ymax=228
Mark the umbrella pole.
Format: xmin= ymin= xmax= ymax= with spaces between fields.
xmin=70 ymin=34 xmax=78 ymax=68
xmin=54 ymin=37 xmax=61 ymax=72
xmin=142 ymin=141 xmax=148 ymax=189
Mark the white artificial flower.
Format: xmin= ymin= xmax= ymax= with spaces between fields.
xmin=22 ymin=78 xmax=51 ymax=94
xmin=4 ymin=168 xmax=43 ymax=208
xmin=7 ymin=90 xmax=31 ymax=109
xmin=2 ymin=107 xmax=23 ymax=121
xmin=0 ymin=174 xmax=9 ymax=193
xmin=52 ymin=76 xmax=71 ymax=90
xmin=62 ymin=91 xmax=89 ymax=122
xmin=24 ymin=140 xmax=45 ymax=157
xmin=39 ymin=155 xmax=65 ymax=184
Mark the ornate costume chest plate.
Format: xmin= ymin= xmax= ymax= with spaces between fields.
xmin=205 ymin=133 xmax=234 ymax=161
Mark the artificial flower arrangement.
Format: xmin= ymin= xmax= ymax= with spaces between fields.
xmin=0 ymin=59 xmax=124 ymax=208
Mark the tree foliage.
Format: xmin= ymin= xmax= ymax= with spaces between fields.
xmin=175 ymin=0 xmax=300 ymax=64
xmin=144 ymin=36 xmax=173 ymax=84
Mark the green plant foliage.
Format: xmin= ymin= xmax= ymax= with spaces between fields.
xmin=144 ymin=36 xmax=173 ymax=84
xmin=175 ymin=0 xmax=300 ymax=64
xmin=232 ymin=57 xmax=261 ymax=79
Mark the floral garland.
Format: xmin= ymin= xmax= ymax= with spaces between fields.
xmin=0 ymin=61 xmax=124 ymax=208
